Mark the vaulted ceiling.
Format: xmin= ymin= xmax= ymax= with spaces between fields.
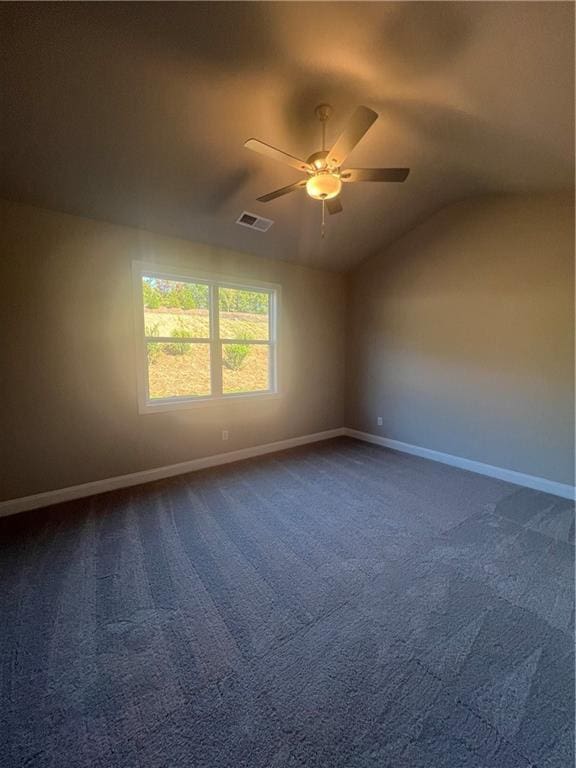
xmin=1 ymin=2 xmax=574 ymax=271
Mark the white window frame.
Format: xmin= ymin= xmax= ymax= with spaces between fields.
xmin=132 ymin=261 xmax=280 ymax=413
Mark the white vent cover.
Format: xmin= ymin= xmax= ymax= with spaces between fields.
xmin=236 ymin=211 xmax=274 ymax=232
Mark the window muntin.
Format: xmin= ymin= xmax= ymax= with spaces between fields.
xmin=136 ymin=266 xmax=278 ymax=410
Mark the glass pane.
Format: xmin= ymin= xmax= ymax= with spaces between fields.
xmin=142 ymin=276 xmax=210 ymax=338
xmin=222 ymin=343 xmax=270 ymax=394
xmin=219 ymin=287 xmax=269 ymax=340
xmin=147 ymin=342 xmax=211 ymax=399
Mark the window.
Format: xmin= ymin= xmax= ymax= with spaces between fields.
xmin=133 ymin=263 xmax=279 ymax=412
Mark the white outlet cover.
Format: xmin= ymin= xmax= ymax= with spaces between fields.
xmin=222 ymin=430 xmax=229 ymax=440
xmin=377 ymin=417 xmax=383 ymax=426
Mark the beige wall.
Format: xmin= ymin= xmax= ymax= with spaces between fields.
xmin=0 ymin=200 xmax=346 ymax=501
xmin=347 ymin=194 xmax=575 ymax=486
xmin=2 ymin=193 xmax=573 ymax=501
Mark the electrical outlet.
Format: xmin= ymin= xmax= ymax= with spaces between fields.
xmin=377 ymin=417 xmax=383 ymax=426
xmin=222 ymin=430 xmax=229 ymax=441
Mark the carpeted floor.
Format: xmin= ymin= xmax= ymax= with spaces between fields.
xmin=1 ymin=437 xmax=574 ymax=767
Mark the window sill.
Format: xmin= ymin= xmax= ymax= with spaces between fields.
xmin=138 ymin=391 xmax=282 ymax=415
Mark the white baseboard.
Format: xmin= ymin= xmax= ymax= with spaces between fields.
xmin=2 ymin=425 xmax=573 ymax=517
xmin=345 ymin=429 xmax=575 ymax=501
xmin=0 ymin=428 xmax=347 ymax=518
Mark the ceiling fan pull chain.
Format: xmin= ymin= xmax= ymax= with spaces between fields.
xmin=321 ymin=199 xmax=326 ymax=238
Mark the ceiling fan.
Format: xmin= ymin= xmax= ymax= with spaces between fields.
xmin=244 ymin=104 xmax=410 ymax=235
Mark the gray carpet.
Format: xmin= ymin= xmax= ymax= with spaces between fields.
xmin=0 ymin=437 xmax=574 ymax=767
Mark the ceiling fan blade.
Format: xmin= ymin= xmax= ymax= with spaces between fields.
xmin=245 ymin=139 xmax=312 ymax=172
xmin=326 ymin=106 xmax=378 ymax=167
xmin=257 ymin=180 xmax=307 ymax=203
xmin=341 ymin=168 xmax=410 ymax=182
xmin=326 ymin=197 xmax=343 ymax=215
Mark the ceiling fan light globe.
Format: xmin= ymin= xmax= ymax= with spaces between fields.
xmin=306 ymin=173 xmax=342 ymax=201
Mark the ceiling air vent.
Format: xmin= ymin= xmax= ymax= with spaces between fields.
xmin=236 ymin=211 xmax=274 ymax=232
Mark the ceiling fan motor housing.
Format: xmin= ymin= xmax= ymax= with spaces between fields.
xmin=307 ymin=150 xmax=331 ymax=171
